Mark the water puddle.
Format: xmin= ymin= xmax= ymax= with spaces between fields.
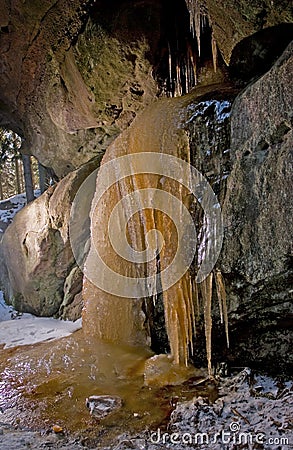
xmin=0 ymin=330 xmax=217 ymax=445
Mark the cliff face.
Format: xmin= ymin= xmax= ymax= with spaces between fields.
xmin=0 ymin=0 xmax=292 ymax=373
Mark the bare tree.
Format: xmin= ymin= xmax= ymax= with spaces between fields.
xmin=22 ymin=154 xmax=34 ymax=203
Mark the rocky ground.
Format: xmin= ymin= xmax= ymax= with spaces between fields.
xmin=0 ymin=368 xmax=291 ymax=450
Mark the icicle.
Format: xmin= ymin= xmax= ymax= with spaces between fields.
xmin=211 ymin=32 xmax=217 ymax=73
xmin=175 ymin=63 xmax=182 ymax=97
xmin=183 ymin=275 xmax=195 ymax=358
xmin=177 ymin=287 xmax=189 ymax=366
xmin=214 ymin=270 xmax=229 ymax=348
xmin=187 ymin=41 xmax=197 ymax=88
xmin=192 ymin=278 xmax=200 ymax=319
xmin=172 ymin=310 xmax=180 ymax=365
xmin=186 ymin=0 xmax=202 ymax=57
xmin=184 ymin=60 xmax=189 ymax=94
xmin=167 ymin=41 xmax=173 ymax=97
xmin=186 ymin=0 xmax=195 ymax=38
xmin=214 ymin=270 xmax=223 ymax=324
xmin=195 ymin=2 xmax=201 ymax=58
xmin=187 ymin=287 xmax=195 ymax=360
xmin=190 ymin=51 xmax=197 ymax=86
xmin=200 ymin=272 xmax=213 ymax=378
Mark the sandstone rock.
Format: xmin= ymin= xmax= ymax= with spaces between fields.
xmin=0 ymin=0 xmax=158 ymax=177
xmin=222 ymin=42 xmax=293 ymax=283
xmin=1 ymin=0 xmax=291 ymax=178
xmin=0 ymin=158 xmax=99 ymax=317
xmin=59 ymin=268 xmax=84 ymax=321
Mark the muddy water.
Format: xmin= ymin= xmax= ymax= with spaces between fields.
xmin=0 ymin=331 xmax=216 ymax=445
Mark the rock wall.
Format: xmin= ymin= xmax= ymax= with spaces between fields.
xmin=0 ymin=0 xmax=158 ymax=177
xmin=218 ymin=42 xmax=293 ymax=373
xmin=204 ymin=0 xmax=293 ymax=64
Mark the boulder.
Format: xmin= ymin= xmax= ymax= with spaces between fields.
xmin=218 ymin=42 xmax=293 ymax=373
xmin=0 ymin=158 xmax=99 ymax=317
xmin=205 ymin=0 xmax=293 ymax=64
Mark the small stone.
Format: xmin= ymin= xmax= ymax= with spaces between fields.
xmin=85 ymin=395 xmax=123 ymax=419
xmin=52 ymin=425 xmax=63 ymax=433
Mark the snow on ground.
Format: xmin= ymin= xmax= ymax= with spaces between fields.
xmin=0 ymin=191 xmax=82 ymax=347
xmin=0 ymin=291 xmax=82 ymax=349
xmin=0 ymin=190 xmax=41 ymax=233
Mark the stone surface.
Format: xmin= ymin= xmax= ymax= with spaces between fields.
xmin=59 ymin=267 xmax=84 ymax=321
xmin=0 ymin=158 xmax=99 ymax=317
xmin=205 ymin=0 xmax=293 ymax=64
xmin=218 ymin=42 xmax=293 ymax=373
xmin=0 ymin=0 xmax=158 ymax=177
xmin=85 ymin=395 xmax=123 ymax=419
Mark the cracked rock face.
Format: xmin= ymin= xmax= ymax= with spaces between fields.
xmin=205 ymin=0 xmax=293 ymax=64
xmin=0 ymin=0 xmax=158 ymax=177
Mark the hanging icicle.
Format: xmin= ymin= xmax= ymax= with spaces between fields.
xmin=192 ymin=278 xmax=200 ymax=320
xmin=187 ymin=41 xmax=197 ymax=89
xmin=186 ymin=0 xmax=202 ymax=57
xmin=211 ymin=32 xmax=217 ymax=73
xmin=200 ymin=272 xmax=213 ymax=378
xmin=175 ymin=62 xmax=183 ymax=97
xmin=195 ymin=3 xmax=201 ymax=57
xmin=167 ymin=41 xmax=173 ymax=97
xmin=214 ymin=270 xmax=229 ymax=348
xmin=185 ymin=0 xmax=219 ymax=79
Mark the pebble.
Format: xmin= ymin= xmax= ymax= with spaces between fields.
xmin=85 ymin=395 xmax=123 ymax=419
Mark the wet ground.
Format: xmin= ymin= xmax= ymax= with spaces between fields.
xmin=0 ymin=330 xmax=216 ymax=448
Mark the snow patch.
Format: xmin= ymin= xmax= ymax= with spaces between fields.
xmin=186 ymin=100 xmax=231 ymax=124
xmin=0 ymin=190 xmax=41 ymax=230
xmin=0 ymin=291 xmax=82 ymax=348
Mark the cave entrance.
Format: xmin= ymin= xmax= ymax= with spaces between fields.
xmin=0 ymin=127 xmax=58 ymax=203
